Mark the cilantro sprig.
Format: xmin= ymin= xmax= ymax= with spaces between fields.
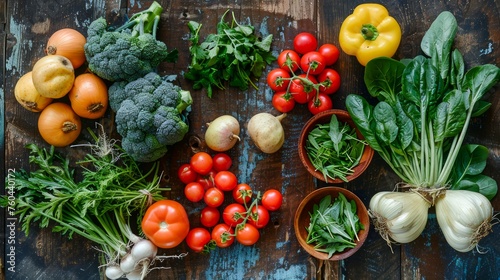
xmin=185 ymin=10 xmax=276 ymax=97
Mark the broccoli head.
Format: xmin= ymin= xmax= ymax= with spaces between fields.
xmin=84 ymin=1 xmax=178 ymax=82
xmin=109 ymin=72 xmax=192 ymax=162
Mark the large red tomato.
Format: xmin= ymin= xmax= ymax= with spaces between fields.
xmin=141 ymin=200 xmax=190 ymax=249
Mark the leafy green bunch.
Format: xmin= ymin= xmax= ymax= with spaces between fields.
xmin=345 ymin=11 xmax=499 ymax=199
xmin=185 ymin=10 xmax=276 ymax=97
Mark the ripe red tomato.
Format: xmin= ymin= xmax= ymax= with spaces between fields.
xmin=141 ymin=200 xmax=190 ymax=249
xmin=190 ymin=152 xmax=213 ymax=175
xmin=261 ymin=189 xmax=283 ymax=211
xmin=204 ymin=187 xmax=224 ymax=208
xmin=300 ymin=51 xmax=326 ymax=75
xmin=184 ymin=182 xmax=205 ymax=202
xmin=317 ymin=68 xmax=341 ymax=94
xmin=214 ymin=170 xmax=238 ymax=191
xmin=272 ymin=91 xmax=295 ymax=113
xmin=232 ymin=183 xmax=253 ymax=205
xmin=185 ymin=228 xmax=212 ymax=253
xmin=248 ymin=205 xmax=270 ymax=229
xmin=177 ymin=163 xmax=198 ymax=184
xmin=212 ymin=153 xmax=232 ymax=172
xmin=308 ymin=93 xmax=333 ymax=115
xmin=293 ymin=32 xmax=318 ymax=54
xmin=200 ymin=206 xmax=220 ymax=228
xmin=289 ymin=74 xmax=318 ymax=104
xmin=212 ymin=223 xmax=234 ymax=248
xmin=222 ymin=203 xmax=246 ymax=226
xmin=318 ymin=44 xmax=340 ymax=66
xmin=197 ymin=175 xmax=214 ymax=190
xmin=277 ymin=49 xmax=300 ymax=73
xmin=267 ymin=68 xmax=291 ymax=91
xmin=236 ymin=223 xmax=260 ymax=246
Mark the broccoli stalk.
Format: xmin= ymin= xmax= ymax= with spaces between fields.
xmin=114 ymin=1 xmax=162 ymax=37
xmin=84 ymin=1 xmax=178 ymax=82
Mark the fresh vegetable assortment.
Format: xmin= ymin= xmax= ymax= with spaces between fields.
xmin=178 ymin=152 xmax=283 ymax=251
xmin=4 ymin=126 xmax=185 ymax=280
xmin=346 ymin=11 xmax=499 ymax=252
xmin=267 ymin=32 xmax=341 ymax=115
xmin=4 ymin=0 xmax=499 ymax=279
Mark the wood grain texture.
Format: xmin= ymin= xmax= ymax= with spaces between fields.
xmin=2 ymin=0 xmax=499 ymax=279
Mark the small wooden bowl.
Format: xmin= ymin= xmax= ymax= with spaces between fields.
xmin=294 ymin=187 xmax=370 ymax=261
xmin=298 ymin=109 xmax=374 ymax=184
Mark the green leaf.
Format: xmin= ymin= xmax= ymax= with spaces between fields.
xmin=420 ymin=11 xmax=457 ymax=81
xmin=364 ymin=57 xmax=406 ymax=104
xmin=346 ymin=94 xmax=382 ymax=152
xmin=373 ymin=102 xmax=398 ymax=144
xmin=462 ymin=64 xmax=500 ymax=106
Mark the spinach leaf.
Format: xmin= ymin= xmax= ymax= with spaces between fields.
xmin=420 ymin=11 xmax=457 ymax=82
xmin=345 ymin=94 xmax=382 ymax=152
xmin=462 ymin=64 xmax=500 ymax=107
xmin=373 ymin=102 xmax=398 ymax=145
xmin=364 ymin=57 xmax=406 ymax=104
xmin=393 ymin=97 xmax=414 ymax=150
xmin=450 ymin=49 xmax=465 ymax=90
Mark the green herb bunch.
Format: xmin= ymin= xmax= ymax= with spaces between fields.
xmin=185 ymin=10 xmax=276 ymax=97
xmin=307 ymin=193 xmax=364 ymax=258
xmin=306 ymin=114 xmax=367 ymax=182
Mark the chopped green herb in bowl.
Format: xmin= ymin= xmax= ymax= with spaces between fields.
xmin=298 ymin=109 xmax=374 ymax=183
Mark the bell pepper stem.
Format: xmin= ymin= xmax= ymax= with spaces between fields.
xmin=361 ymin=24 xmax=379 ymax=41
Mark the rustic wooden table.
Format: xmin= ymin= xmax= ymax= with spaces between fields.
xmin=1 ymin=0 xmax=499 ymax=279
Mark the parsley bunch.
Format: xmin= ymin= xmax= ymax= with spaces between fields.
xmin=185 ymin=10 xmax=276 ymax=97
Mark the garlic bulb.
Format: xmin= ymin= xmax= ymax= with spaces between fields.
xmin=435 ymin=189 xmax=493 ymax=252
xmin=369 ymin=191 xmax=431 ymax=245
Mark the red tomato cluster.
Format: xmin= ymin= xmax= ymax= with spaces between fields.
xmin=267 ymin=32 xmax=341 ymax=115
xmin=179 ymin=151 xmax=283 ymax=252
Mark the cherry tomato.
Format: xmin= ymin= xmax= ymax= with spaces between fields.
xmin=300 ymin=51 xmax=326 ymax=75
xmin=190 ymin=152 xmax=213 ymax=175
xmin=248 ymin=205 xmax=270 ymax=229
xmin=277 ymin=49 xmax=300 ymax=73
xmin=272 ymin=91 xmax=295 ymax=113
xmin=200 ymin=206 xmax=220 ymax=228
xmin=212 ymin=223 xmax=234 ymax=248
xmin=184 ymin=182 xmax=205 ymax=203
xmin=185 ymin=228 xmax=212 ymax=253
xmin=261 ymin=189 xmax=283 ymax=211
xmin=141 ymin=200 xmax=190 ymax=249
xmin=197 ymin=175 xmax=214 ymax=190
xmin=212 ymin=153 xmax=232 ymax=172
xmin=232 ymin=183 xmax=253 ymax=205
xmin=177 ymin=163 xmax=198 ymax=184
xmin=289 ymin=74 xmax=318 ymax=104
xmin=308 ymin=93 xmax=333 ymax=115
xmin=214 ymin=170 xmax=238 ymax=191
xmin=204 ymin=187 xmax=224 ymax=208
xmin=293 ymin=32 xmax=318 ymax=54
xmin=236 ymin=223 xmax=260 ymax=246
xmin=222 ymin=203 xmax=246 ymax=226
xmin=317 ymin=68 xmax=341 ymax=94
xmin=267 ymin=68 xmax=290 ymax=91
xmin=318 ymin=44 xmax=340 ymax=66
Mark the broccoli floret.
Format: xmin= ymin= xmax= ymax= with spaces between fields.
xmin=110 ymin=72 xmax=193 ymax=162
xmin=84 ymin=1 xmax=178 ymax=82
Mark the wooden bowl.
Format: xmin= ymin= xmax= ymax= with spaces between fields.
xmin=298 ymin=109 xmax=374 ymax=184
xmin=294 ymin=187 xmax=370 ymax=261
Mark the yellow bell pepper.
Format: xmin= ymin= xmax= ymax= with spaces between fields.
xmin=339 ymin=4 xmax=402 ymax=66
